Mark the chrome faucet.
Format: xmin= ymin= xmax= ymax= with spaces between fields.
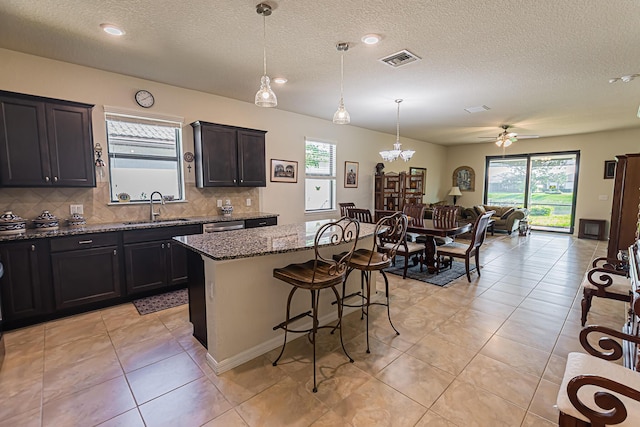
xmin=149 ymin=191 xmax=164 ymax=221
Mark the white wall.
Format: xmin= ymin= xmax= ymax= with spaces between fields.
xmin=444 ymin=129 xmax=640 ymax=234
xmin=0 ymin=48 xmax=445 ymax=225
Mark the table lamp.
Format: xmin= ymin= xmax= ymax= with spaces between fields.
xmin=448 ymin=186 xmax=462 ymax=205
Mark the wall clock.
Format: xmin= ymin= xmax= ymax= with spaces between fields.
xmin=135 ymin=90 xmax=155 ymax=108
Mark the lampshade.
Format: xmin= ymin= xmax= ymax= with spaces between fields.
xmin=448 ymin=186 xmax=462 ymax=197
xmin=333 ymin=43 xmax=350 ymax=124
xmin=379 ymin=99 xmax=415 ymax=162
xmin=255 ymin=3 xmax=277 ymax=108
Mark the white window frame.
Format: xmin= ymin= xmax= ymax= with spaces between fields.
xmin=304 ymin=138 xmax=336 ymax=213
xmin=104 ymin=108 xmax=185 ymax=203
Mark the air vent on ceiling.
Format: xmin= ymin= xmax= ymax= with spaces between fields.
xmin=379 ymin=50 xmax=421 ymax=67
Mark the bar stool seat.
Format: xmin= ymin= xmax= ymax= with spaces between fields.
xmin=272 ymin=217 xmax=360 ymax=393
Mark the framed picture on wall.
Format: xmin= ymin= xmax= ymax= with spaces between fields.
xmin=452 ymin=166 xmax=475 ymax=191
xmin=270 ymin=159 xmax=298 ymax=183
xmin=409 ymin=167 xmax=426 ymax=177
xmin=344 ymin=161 xmax=359 ymax=188
xmin=604 ymin=160 xmax=616 ymax=179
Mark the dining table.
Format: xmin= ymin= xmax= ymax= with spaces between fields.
xmin=408 ymin=219 xmax=472 ymax=273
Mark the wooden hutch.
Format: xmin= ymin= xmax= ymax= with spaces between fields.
xmin=374 ymin=171 xmax=425 ymax=211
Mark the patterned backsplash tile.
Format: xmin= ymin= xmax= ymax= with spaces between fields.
xmin=0 ymin=183 xmax=260 ymax=225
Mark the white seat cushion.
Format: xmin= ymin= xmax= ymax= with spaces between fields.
xmin=581 ymin=271 xmax=629 ymax=294
xmin=382 ymin=241 xmax=424 ymax=254
xmin=437 ymin=241 xmax=468 ymax=256
xmin=557 ymin=352 xmax=640 ymax=425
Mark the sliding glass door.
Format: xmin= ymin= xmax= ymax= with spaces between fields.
xmin=485 ymin=151 xmax=579 ymax=233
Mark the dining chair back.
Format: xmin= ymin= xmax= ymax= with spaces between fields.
xmin=339 ymin=202 xmax=356 ymax=217
xmin=402 ymin=203 xmax=426 ymax=227
xmin=378 ymin=213 xmax=425 ymax=279
xmin=347 ymin=208 xmax=373 ymax=223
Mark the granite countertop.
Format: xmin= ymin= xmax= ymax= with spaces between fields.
xmin=0 ymin=212 xmax=278 ymax=242
xmin=173 ymin=219 xmax=377 ymax=261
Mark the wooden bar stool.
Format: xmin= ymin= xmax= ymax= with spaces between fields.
xmin=272 ymin=217 xmax=360 ymax=392
xmin=335 ymin=212 xmax=404 ymax=353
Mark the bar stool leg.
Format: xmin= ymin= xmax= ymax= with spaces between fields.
xmin=311 ymin=289 xmax=319 ymax=393
xmin=380 ymin=270 xmax=400 ymax=336
xmin=331 ymin=285 xmax=354 ymax=365
xmin=272 ymin=286 xmax=298 ymax=366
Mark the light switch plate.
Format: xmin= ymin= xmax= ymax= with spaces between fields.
xmin=246 ymin=198 xmax=251 ymax=206
xmin=217 ymin=200 xmax=222 ymax=207
xmin=70 ymin=204 xmax=84 ymax=214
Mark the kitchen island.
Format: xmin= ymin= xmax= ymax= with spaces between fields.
xmin=173 ymin=219 xmax=377 ymax=374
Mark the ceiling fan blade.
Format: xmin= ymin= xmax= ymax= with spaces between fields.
xmin=516 ymin=135 xmax=539 ymax=139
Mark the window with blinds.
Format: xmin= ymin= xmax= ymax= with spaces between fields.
xmin=105 ymin=111 xmax=184 ymax=203
xmin=305 ymin=139 xmax=336 ymax=212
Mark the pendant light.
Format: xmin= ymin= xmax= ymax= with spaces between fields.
xmin=380 ymin=99 xmax=415 ymax=162
xmin=333 ymin=42 xmax=350 ymax=124
xmin=255 ymin=3 xmax=277 ymax=108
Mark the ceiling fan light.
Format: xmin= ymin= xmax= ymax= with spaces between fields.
xmin=503 ymin=139 xmax=512 ymax=147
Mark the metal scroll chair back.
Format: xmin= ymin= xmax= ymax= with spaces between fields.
xmin=308 ymin=217 xmax=360 ymax=285
xmin=339 ymin=202 xmax=356 ymax=217
xmin=347 ymin=208 xmax=374 ymax=223
xmin=375 ymin=212 xmax=408 ymax=263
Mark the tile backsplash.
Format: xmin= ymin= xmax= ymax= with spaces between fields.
xmin=0 ymin=183 xmax=260 ymax=225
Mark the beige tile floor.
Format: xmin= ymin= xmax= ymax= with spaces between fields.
xmin=0 ymin=232 xmax=627 ymax=426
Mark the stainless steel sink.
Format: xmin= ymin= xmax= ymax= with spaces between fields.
xmin=123 ymin=218 xmax=190 ymax=225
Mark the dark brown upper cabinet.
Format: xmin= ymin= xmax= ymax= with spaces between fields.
xmin=191 ymin=121 xmax=266 ymax=187
xmin=0 ymin=90 xmax=96 ymax=187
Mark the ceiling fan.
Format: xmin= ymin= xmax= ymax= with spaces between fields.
xmin=480 ymin=125 xmax=539 ymax=147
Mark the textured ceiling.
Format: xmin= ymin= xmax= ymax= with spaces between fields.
xmin=1 ymin=0 xmax=640 ymax=145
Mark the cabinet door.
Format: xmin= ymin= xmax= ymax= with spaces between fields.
xmin=46 ymin=103 xmax=96 ymax=187
xmin=124 ymin=241 xmax=169 ymax=294
xmin=0 ymin=96 xmax=51 ymax=186
xmin=199 ymin=125 xmax=238 ymax=187
xmin=51 ymin=246 xmax=121 ymax=310
xmin=167 ymin=240 xmax=189 ymax=285
xmin=237 ymin=129 xmax=266 ymax=187
xmin=0 ymin=240 xmax=52 ymax=321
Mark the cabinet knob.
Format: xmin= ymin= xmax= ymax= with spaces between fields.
xmin=167 ymin=242 xmax=171 ymax=248
xmin=233 ymin=179 xmax=237 ymax=183
xmin=53 ymin=176 xmax=58 ymax=182
xmin=113 ymin=249 xmax=117 ymax=256
xmin=31 ymin=244 xmax=35 ymax=252
xmin=161 ymin=243 xmax=165 ymax=249
xmin=45 ymin=176 xmax=50 ymax=182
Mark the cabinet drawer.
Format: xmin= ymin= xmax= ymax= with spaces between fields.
xmin=50 ymin=233 xmax=119 ymax=252
xmin=123 ymin=224 xmax=201 ymax=244
xmin=245 ymin=217 xmax=277 ymax=228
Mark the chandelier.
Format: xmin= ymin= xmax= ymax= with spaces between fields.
xmin=333 ymin=42 xmax=350 ymax=124
xmin=379 ymin=99 xmax=415 ymax=162
xmin=255 ymin=3 xmax=277 ymax=108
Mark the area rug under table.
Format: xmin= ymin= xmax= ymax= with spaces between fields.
xmin=133 ymin=288 xmax=188 ymax=315
xmin=384 ymin=256 xmax=475 ymax=286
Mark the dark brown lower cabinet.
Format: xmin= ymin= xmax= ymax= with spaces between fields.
xmin=123 ymin=225 xmax=200 ymax=295
xmin=51 ymin=245 xmax=121 ymax=310
xmin=0 ymin=240 xmax=52 ymax=323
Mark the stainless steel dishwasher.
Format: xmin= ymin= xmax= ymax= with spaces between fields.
xmin=202 ymin=221 xmax=245 ymax=233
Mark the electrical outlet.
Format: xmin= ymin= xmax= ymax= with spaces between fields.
xmin=217 ymin=199 xmax=222 ymax=208
xmin=70 ymin=204 xmax=84 ymax=215
xmin=246 ymin=198 xmax=251 ymax=206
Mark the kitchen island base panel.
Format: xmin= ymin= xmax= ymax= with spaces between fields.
xmin=198 ymin=237 xmax=373 ymax=375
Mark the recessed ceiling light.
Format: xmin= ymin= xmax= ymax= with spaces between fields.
xmin=273 ymin=77 xmax=288 ymax=84
xmin=100 ymin=24 xmax=125 ymax=36
xmin=361 ymin=34 xmax=381 ymax=45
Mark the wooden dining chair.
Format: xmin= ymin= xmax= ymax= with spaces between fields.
xmin=346 ymin=208 xmax=373 ymax=223
xmin=272 ymin=217 xmax=360 ymax=392
xmin=339 ymin=202 xmax=356 ymax=217
xmin=432 ymin=205 xmax=459 ymax=246
xmin=402 ymin=203 xmax=426 ymax=227
xmin=378 ymin=213 xmax=425 ymax=279
xmin=436 ymin=211 xmax=494 ymax=281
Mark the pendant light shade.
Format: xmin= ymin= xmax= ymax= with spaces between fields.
xmin=255 ymin=3 xmax=277 ymax=108
xmin=333 ymin=43 xmax=350 ymax=124
xmin=380 ymin=99 xmax=415 ymax=162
